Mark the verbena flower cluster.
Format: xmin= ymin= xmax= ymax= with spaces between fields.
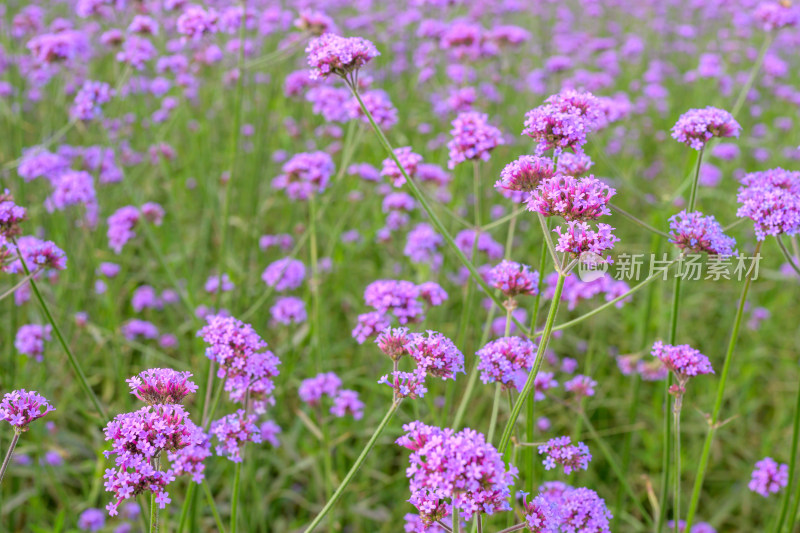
xmin=0 ymin=390 xmax=54 ymax=432
xmin=538 ymin=436 xmax=592 ymax=474
xmin=446 ymin=111 xmax=504 ymax=169
xmin=476 ymin=336 xmax=537 ymax=390
xmin=671 ymin=107 xmax=741 ymax=150
xmin=668 ymin=210 xmax=737 ymax=255
xmin=736 ymin=168 xmax=800 ymax=240
xmin=298 ymin=372 xmax=364 ymax=420
xmin=748 ymin=457 xmax=789 ymax=497
xmin=528 ymin=175 xmax=615 ymax=221
xmin=397 ymin=422 xmax=517 ymax=524
xmin=488 ymin=259 xmax=540 ymax=298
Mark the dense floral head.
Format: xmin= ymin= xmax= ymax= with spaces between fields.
xmin=378 ymin=369 xmax=428 ymax=399
xmin=749 ymin=457 xmax=788 ymax=497
xmin=736 ymin=168 xmax=800 ymax=240
xmin=397 ymin=422 xmax=517 ymax=522
xmin=168 ymin=423 xmax=211 ymax=484
xmin=527 ymin=175 xmax=615 ymax=221
xmin=557 ymin=152 xmax=594 ymax=177
xmin=488 ymin=259 xmax=540 ymax=298
xmin=261 ymin=257 xmax=306 ymax=291
xmin=542 ymin=485 xmax=613 ymax=532
xmin=209 ymin=410 xmax=261 ymax=463
xmin=14 ymin=324 xmax=51 ymax=362
xmin=298 ymin=372 xmax=342 ymax=405
xmin=408 ymin=331 xmax=465 ymax=380
xmin=3 ymin=236 xmax=67 ymax=273
xmin=754 ymin=2 xmax=799 ymax=31
xmin=363 ymin=279 xmax=425 ymax=324
xmin=273 ymin=151 xmax=335 ymax=200
xmin=651 ymin=341 xmax=714 ymax=387
xmin=126 ymin=369 xmax=198 ymax=405
xmin=523 ymin=104 xmax=589 ymax=155
xmin=553 ymin=221 xmax=619 ymax=259
xmin=671 ymin=107 xmax=741 ymax=150
xmin=0 ymin=191 xmax=26 ymax=238
xmin=564 ymin=375 xmax=597 ymax=399
xmin=521 ymin=492 xmax=558 ymax=532
xmin=376 ymin=326 xmax=413 ymax=360
xmin=103 ymin=404 xmax=194 ymax=516
xmin=668 ymin=210 xmax=737 ymax=255
xmin=496 ymin=155 xmax=554 ymax=194
xmin=0 ymin=390 xmax=55 ymax=432
xmin=306 ymin=33 xmax=379 ymax=81
xmin=476 ymin=336 xmax=537 ymax=390
xmin=446 ymin=111 xmax=504 ymax=169
xmin=270 ymin=296 xmax=307 ymax=325
xmin=538 ymin=436 xmax=592 ymax=475
xmin=71 ymin=80 xmax=114 ymax=121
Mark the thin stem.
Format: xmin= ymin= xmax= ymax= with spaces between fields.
xmin=537 ymin=213 xmax=562 ymax=275
xmin=0 ymin=267 xmax=41 ymax=302
xmin=435 ymin=520 xmax=453 ymax=533
xmin=150 ymin=456 xmax=161 ymax=533
xmin=547 ymin=258 xmax=678 ymax=334
xmin=176 ymin=482 xmax=196 ymax=533
xmin=202 ymin=480 xmax=228 ymax=533
xmin=303 ymin=400 xmax=402 ymax=532
xmin=498 ymin=273 xmax=565 ymax=456
xmin=452 ymin=504 xmax=460 ymax=533
xmin=774 ymin=376 xmax=800 ymax=532
xmin=731 ymin=34 xmax=773 ymax=117
xmin=11 ymin=238 xmax=106 ymax=419
xmin=673 ymin=394 xmax=684 ymax=533
xmin=687 ymin=148 xmax=704 ymax=212
xmin=777 ymin=236 xmax=800 ymax=277
xmin=496 ymin=524 xmax=527 ymax=533
xmin=309 ymin=194 xmax=322 ymax=372
xmin=202 ymin=379 xmax=226 ymax=430
xmin=580 ymin=412 xmax=653 ymax=525
xmin=476 ymin=515 xmax=483 ymax=533
xmin=487 ymin=384 xmax=502 ymax=443
xmin=0 ymin=431 xmax=20 ymax=484
xmin=684 ymin=240 xmax=763 ymax=530
xmin=610 ymin=203 xmax=670 ymax=238
xmin=230 ymin=461 xmax=242 ymax=533
xmin=452 ymin=304 xmax=498 ymax=430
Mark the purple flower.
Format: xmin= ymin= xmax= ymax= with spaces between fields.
xmin=176 ymin=5 xmax=219 ymax=40
xmin=0 ymin=191 xmax=26 ymax=238
xmin=103 ymin=404 xmax=194 ymax=515
xmin=397 ymin=422 xmax=517 ymax=522
xmin=668 ymin=520 xmax=716 ymax=533
xmin=446 ymin=111 xmax=504 ymax=169
xmin=126 ymin=369 xmax=198 ymax=405
xmin=488 ymin=260 xmax=540 ymax=298
xmin=671 ymin=107 xmax=741 ymax=150
xmin=204 ymin=273 xmax=234 ymax=294
xmin=557 ymin=153 xmax=594 ymax=176
xmin=168 ymin=423 xmax=211 ymax=484
xmin=454 ymin=229 xmax=503 ymax=261
xmin=121 ymin=319 xmax=158 ymax=341
xmin=4 ymin=236 xmax=67 ymax=273
xmin=668 ymin=211 xmax=737 ymax=255
xmin=538 ymin=436 xmax=592 ymax=475
xmin=736 ymin=168 xmax=800 ymax=240
xmin=347 ymin=89 xmax=397 ymax=129
xmin=651 ymin=341 xmax=713 ymax=392
xmin=294 ymin=9 xmax=337 ymax=36
xmin=754 ymin=2 xmax=799 ymax=31
xmin=78 ymin=508 xmax=105 ymax=531
xmin=209 ymin=410 xmax=261 ymax=463
xmin=14 ymin=324 xmax=51 ymax=362
xmin=261 ymin=257 xmax=306 ymax=291
xmin=523 ymin=101 xmax=590 ymax=155
xmin=381 ymin=147 xmax=422 ymax=187
xmin=564 ymin=375 xmax=597 ymax=399
xmin=299 ymin=372 xmax=342 ymax=405
xmin=496 ymin=155 xmax=555 ymax=194
xmin=116 ymin=35 xmax=156 ymax=70
xmin=272 ymin=151 xmax=335 ymax=200
xmin=407 ymin=331 xmax=465 ymax=381
xmin=522 ymin=492 xmax=558 ymax=533
xmin=305 ymin=33 xmax=379 ymax=80
xmin=364 ymin=280 xmax=424 ymax=324
xmin=534 ymin=372 xmax=558 ymax=401
xmin=418 ymin=282 xmax=448 ymax=307
xmin=545 ymin=485 xmax=612 ymax=532
xmin=330 ymin=389 xmax=364 ymax=420
xmin=378 ymin=369 xmax=428 ymax=399
xmin=527 ymin=176 xmax=615 ymax=221
xmin=131 ymin=285 xmax=162 ymax=313
xmin=71 ymin=80 xmax=114 ymax=121
xmin=352 ymin=311 xmax=390 ymax=344
xmin=553 ymin=222 xmax=619 ymax=258
xmin=749 ymin=457 xmax=788 ymax=497
xmin=404 ymin=223 xmax=443 ymax=268
xmin=260 ymin=420 xmax=282 ymax=448
xmin=477 ymin=336 xmax=537 ymax=390
xmin=44 ymin=170 xmax=99 ymax=227
xmin=0 ymin=390 xmax=54 ymax=432
xmin=270 ymin=296 xmax=307 ymax=325
xmin=107 ymin=206 xmax=141 ymax=254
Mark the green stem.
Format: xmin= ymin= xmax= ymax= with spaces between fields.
xmin=497 ymin=273 xmax=565 ymax=456
xmin=0 ymin=430 xmax=20 ymax=484
xmin=731 ymin=34 xmax=773 ymax=117
xmin=202 ymin=480 xmax=228 ymax=533
xmin=230 ymin=462 xmax=241 ymax=533
xmin=303 ymin=400 xmax=402 ymax=532
xmin=452 ymin=305 xmax=497 ymax=430
xmin=11 ymin=238 xmax=106 ymax=419
xmin=674 ymin=394 xmax=683 ymax=533
xmin=774 ymin=376 xmax=800 ymax=532
xmin=150 ymin=456 xmax=161 ymax=533
xmin=776 ymin=237 xmax=800 ymax=277
xmin=176 ymin=482 xmax=196 ymax=533
xmin=684 ymin=240 xmax=763 ymax=530
xmin=536 ymin=213 xmax=561 ymax=274
xmin=687 ymin=148 xmax=704 ymax=212
xmin=487 ymin=384 xmax=502 ymax=444
xmin=309 ymin=195 xmax=322 ymax=372
xmin=610 ymin=203 xmax=669 ymax=238
xmin=452 ymin=504 xmax=460 ymax=533
xmin=0 ymin=267 xmax=41 ymax=302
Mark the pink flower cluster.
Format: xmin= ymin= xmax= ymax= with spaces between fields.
xmin=476 ymin=336 xmax=537 ymax=390
xmin=538 ymin=436 xmax=592 ymax=475
xmin=126 ymin=368 xmax=198 ymax=405
xmin=527 ymin=175 xmax=615 ymax=221
xmin=298 ymin=372 xmax=364 ymax=420
xmin=0 ymin=389 xmax=54 ymax=432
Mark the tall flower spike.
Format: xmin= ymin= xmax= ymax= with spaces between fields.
xmin=668 ymin=211 xmax=737 ymax=255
